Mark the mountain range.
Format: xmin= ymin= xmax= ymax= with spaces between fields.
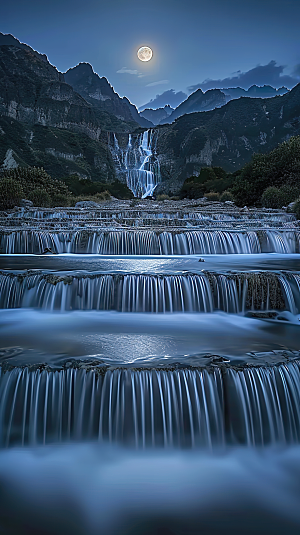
xmin=154 ymin=83 xmax=300 ymax=193
xmin=0 ymin=32 xmax=299 ymax=193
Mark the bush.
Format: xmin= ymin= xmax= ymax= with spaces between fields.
xmin=180 ymin=181 xmax=204 ymax=199
xmin=197 ymin=167 xmax=218 ymax=183
xmin=293 ymin=199 xmax=300 ymax=220
xmin=29 ymin=188 xmax=51 ymax=207
xmin=1 ymin=167 xmax=71 ymax=207
xmin=180 ymin=167 xmax=233 ymax=199
xmin=232 ymin=136 xmax=300 ymax=206
xmin=94 ymin=191 xmax=111 ymax=201
xmin=157 ymin=194 xmax=170 ymax=201
xmin=220 ymin=190 xmax=235 ymax=202
xmin=205 ymin=192 xmax=220 ymax=201
xmin=61 ymin=175 xmax=133 ymax=200
xmin=51 ymin=193 xmax=69 ymax=207
xmin=0 ymin=178 xmax=24 ymax=209
xmin=261 ymin=185 xmax=300 ymax=208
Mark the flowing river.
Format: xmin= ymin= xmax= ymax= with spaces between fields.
xmin=0 ymin=199 xmax=300 ymax=534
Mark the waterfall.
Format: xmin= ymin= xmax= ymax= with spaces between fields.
xmin=1 ymin=229 xmax=299 ymax=254
xmin=1 ymin=362 xmax=300 ymax=447
xmin=109 ymin=130 xmax=161 ymax=198
xmin=1 ymin=271 xmax=298 ymax=313
xmin=6 ymin=208 xmax=295 ymax=223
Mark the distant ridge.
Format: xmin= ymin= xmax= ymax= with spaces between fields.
xmin=159 ymin=89 xmax=227 ymax=124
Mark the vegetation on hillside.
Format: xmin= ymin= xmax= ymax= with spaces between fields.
xmin=180 ymin=166 xmax=235 ymax=200
xmin=231 ymin=136 xmax=300 ymax=206
xmin=0 ymin=167 xmax=133 ymax=209
xmin=180 ymin=136 xmax=300 ymax=211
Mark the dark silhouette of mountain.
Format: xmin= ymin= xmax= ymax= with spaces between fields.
xmin=155 ymin=83 xmax=300 ymax=194
xmin=138 ymin=90 xmax=187 ymax=112
xmin=222 ymin=85 xmax=289 ymax=100
xmin=159 ymin=89 xmax=227 ymax=124
xmin=140 ymin=105 xmax=174 ymax=125
xmin=64 ymin=63 xmax=153 ymax=128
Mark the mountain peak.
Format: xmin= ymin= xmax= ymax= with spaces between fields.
xmin=0 ymin=32 xmax=49 ymax=62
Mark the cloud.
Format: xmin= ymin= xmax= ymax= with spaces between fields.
xmin=188 ymin=61 xmax=300 ymax=93
xmin=145 ymin=80 xmax=170 ymax=87
xmin=292 ymin=64 xmax=300 ymax=77
xmin=139 ymin=89 xmax=187 ymax=111
xmin=117 ymin=67 xmax=139 ymax=75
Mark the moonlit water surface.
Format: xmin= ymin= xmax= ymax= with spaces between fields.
xmin=1 ymin=204 xmax=300 ymax=534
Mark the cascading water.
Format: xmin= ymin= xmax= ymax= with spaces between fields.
xmin=109 ymin=130 xmax=161 ymax=198
xmin=1 ymin=229 xmax=299 ymax=254
xmin=1 ymin=271 xmax=298 ymax=313
xmin=1 ymin=198 xmax=300 ymax=533
xmin=1 ymin=362 xmax=300 ymax=447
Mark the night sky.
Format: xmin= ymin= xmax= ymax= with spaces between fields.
xmin=1 ymin=0 xmax=300 ymax=108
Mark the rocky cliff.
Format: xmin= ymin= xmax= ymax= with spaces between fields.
xmin=155 ymin=83 xmax=300 ymax=193
xmin=1 ymin=32 xmax=299 ymax=195
xmin=0 ymin=33 xmax=139 ymax=181
xmin=64 ymin=63 xmax=153 ymax=128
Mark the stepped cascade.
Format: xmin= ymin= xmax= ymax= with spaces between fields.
xmin=1 ymin=198 xmax=300 ymax=450
xmin=1 ymin=270 xmax=299 ymax=313
xmin=1 ymin=363 xmax=300 ymax=448
xmin=1 ymin=196 xmax=300 ymax=534
xmin=1 ymin=23 xmax=300 ymax=534
xmin=108 ymin=130 xmax=161 ymax=198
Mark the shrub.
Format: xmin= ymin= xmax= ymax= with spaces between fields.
xmin=197 ymin=167 xmax=217 ymax=184
xmin=61 ymin=175 xmax=133 ymax=200
xmin=180 ymin=181 xmax=204 ymax=199
xmin=94 ymin=190 xmax=111 ymax=201
xmin=0 ymin=178 xmax=24 ymax=209
xmin=157 ymin=194 xmax=170 ymax=201
xmin=220 ymin=190 xmax=235 ymax=202
xmin=51 ymin=193 xmax=69 ymax=207
xmin=261 ymin=185 xmax=300 ymax=208
xmin=29 ymin=188 xmax=51 ymax=207
xmin=205 ymin=192 xmax=220 ymax=201
xmin=232 ymin=136 xmax=300 ymax=206
xmin=293 ymin=199 xmax=300 ymax=220
xmin=1 ymin=167 xmax=70 ymax=207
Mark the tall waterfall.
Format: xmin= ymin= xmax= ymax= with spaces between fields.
xmin=1 ymin=363 xmax=300 ymax=447
xmin=109 ymin=130 xmax=161 ymax=198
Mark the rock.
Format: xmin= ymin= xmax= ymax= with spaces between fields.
xmin=20 ymin=199 xmax=33 ymax=208
xmin=75 ymin=201 xmax=100 ymax=209
xmin=198 ymin=258 xmax=205 ymax=262
xmin=41 ymin=248 xmax=57 ymax=255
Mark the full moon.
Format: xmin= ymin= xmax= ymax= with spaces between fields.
xmin=137 ymin=46 xmax=153 ymax=62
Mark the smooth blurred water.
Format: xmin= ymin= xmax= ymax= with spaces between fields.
xmin=1 ymin=309 xmax=300 ymax=367
xmin=1 ymin=207 xmax=300 ymax=534
xmin=1 ymin=443 xmax=300 ymax=535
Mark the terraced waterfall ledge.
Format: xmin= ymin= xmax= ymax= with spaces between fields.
xmin=1 ymin=198 xmax=300 ymax=451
